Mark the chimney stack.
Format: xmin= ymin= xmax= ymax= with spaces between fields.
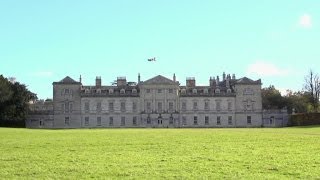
xmin=186 ymin=77 xmax=196 ymax=87
xmin=138 ymin=73 xmax=141 ymax=84
xmin=117 ymin=77 xmax=127 ymax=86
xmin=96 ymin=76 xmax=101 ymax=87
xmin=173 ymin=73 xmax=176 ymax=82
xmin=223 ymin=72 xmax=226 ymax=81
xmin=232 ymin=74 xmax=236 ymax=80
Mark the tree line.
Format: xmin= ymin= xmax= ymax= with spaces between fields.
xmin=262 ymin=70 xmax=320 ymax=113
xmin=0 ymin=75 xmax=37 ymax=127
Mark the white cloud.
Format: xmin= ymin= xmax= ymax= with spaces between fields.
xmin=247 ymin=61 xmax=290 ymax=77
xmin=298 ymin=14 xmax=312 ymax=28
xmin=31 ymin=71 xmax=54 ymax=77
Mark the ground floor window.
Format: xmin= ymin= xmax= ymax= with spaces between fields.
xmin=182 ymin=116 xmax=187 ymax=125
xmin=205 ymin=116 xmax=209 ymax=125
xmin=65 ymin=117 xmax=70 ymax=125
xmin=147 ymin=117 xmax=151 ymax=124
xmin=228 ymin=116 xmax=232 ymax=125
xmin=133 ymin=117 xmax=137 ymax=126
xmin=194 ymin=116 xmax=198 ymax=125
xmin=247 ymin=116 xmax=252 ymax=124
xmin=97 ymin=117 xmax=101 ymax=126
xmin=169 ymin=117 xmax=173 ymax=124
xmin=121 ymin=117 xmax=125 ymax=126
xmin=85 ymin=117 xmax=89 ymax=126
xmin=109 ymin=117 xmax=113 ymax=126
xmin=217 ymin=116 xmax=221 ymax=125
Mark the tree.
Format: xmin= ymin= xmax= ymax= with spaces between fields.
xmin=0 ymin=75 xmax=37 ymax=126
xmin=261 ymin=85 xmax=286 ymax=109
xmin=304 ymin=70 xmax=320 ymax=112
xmin=284 ymin=90 xmax=310 ymax=113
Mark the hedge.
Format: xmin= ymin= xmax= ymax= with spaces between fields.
xmin=289 ymin=113 xmax=320 ymax=126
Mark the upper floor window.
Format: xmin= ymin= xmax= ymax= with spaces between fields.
xmin=192 ymin=89 xmax=197 ymax=94
xmin=228 ymin=101 xmax=232 ymax=111
xmin=168 ymin=89 xmax=173 ymax=93
xmin=132 ymin=102 xmax=137 ymax=112
xmin=204 ymin=101 xmax=209 ymax=110
xmin=146 ymin=102 xmax=152 ymax=112
xmin=96 ymin=102 xmax=102 ymax=113
xmin=109 ymin=102 xmax=114 ymax=112
xmin=158 ymin=89 xmax=162 ymax=93
xmin=64 ymin=89 xmax=70 ymax=94
xmin=157 ymin=102 xmax=163 ymax=113
xmin=169 ymin=102 xmax=174 ymax=112
xmin=181 ymin=102 xmax=187 ymax=111
xmin=120 ymin=102 xmax=126 ymax=112
xmin=85 ymin=102 xmax=89 ymax=113
xmin=216 ymin=101 xmax=221 ymax=111
xmin=146 ymin=89 xmax=151 ymax=93
xmin=193 ymin=102 xmax=198 ymax=110
xmin=120 ymin=89 xmax=125 ymax=94
xmin=109 ymin=89 xmax=114 ymax=95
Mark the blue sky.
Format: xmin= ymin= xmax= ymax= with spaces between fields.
xmin=1 ymin=1 xmax=319 ymax=99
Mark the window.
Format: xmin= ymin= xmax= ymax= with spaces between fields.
xmin=65 ymin=117 xmax=70 ymax=125
xmin=204 ymin=89 xmax=209 ymax=94
xmin=146 ymin=89 xmax=151 ymax=93
xmin=97 ymin=102 xmax=102 ymax=113
xmin=217 ymin=116 xmax=221 ymax=125
xmin=169 ymin=102 xmax=174 ymax=112
xmin=215 ymin=89 xmax=220 ymax=94
xmin=132 ymin=89 xmax=137 ymax=94
xmin=158 ymin=89 xmax=162 ymax=93
xmin=193 ymin=102 xmax=198 ymax=110
xmin=96 ymin=89 xmax=101 ymax=94
xmin=109 ymin=102 xmax=114 ymax=112
xmin=169 ymin=89 xmax=173 ymax=93
xmin=205 ymin=116 xmax=209 ymax=125
xmin=147 ymin=117 xmax=151 ymax=124
xmin=182 ymin=116 xmax=187 ymax=125
xmin=121 ymin=117 xmax=125 ymax=126
xmin=158 ymin=102 xmax=163 ymax=113
xmin=97 ymin=117 xmax=101 ymax=126
xmin=270 ymin=116 xmax=274 ymax=124
xmin=70 ymin=103 xmax=73 ymax=113
xmin=65 ymin=102 xmax=69 ymax=113
xmin=247 ymin=116 xmax=252 ymax=124
xmin=147 ymin=102 xmax=151 ymax=112
xmin=194 ymin=116 xmax=198 ymax=125
xmin=85 ymin=117 xmax=89 ymax=126
xmin=228 ymin=102 xmax=232 ymax=111
xmin=169 ymin=116 xmax=174 ymax=124
xmin=228 ymin=116 xmax=232 ymax=125
xmin=204 ymin=101 xmax=209 ymax=110
xmin=182 ymin=102 xmax=186 ymax=111
xmin=133 ymin=117 xmax=137 ymax=126
xmin=40 ymin=120 xmax=43 ymax=126
xmin=120 ymin=89 xmax=125 ymax=94
xmin=109 ymin=89 xmax=114 ymax=95
xmin=121 ymin=102 xmax=126 ymax=112
xmin=85 ymin=102 xmax=89 ymax=113
xmin=216 ymin=101 xmax=221 ymax=111
xmin=109 ymin=117 xmax=113 ymax=126
xmin=192 ymin=89 xmax=197 ymax=94
xmin=64 ymin=89 xmax=70 ymax=94
xmin=132 ymin=102 xmax=137 ymax=112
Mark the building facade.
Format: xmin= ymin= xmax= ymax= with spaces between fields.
xmin=27 ymin=73 xmax=267 ymax=128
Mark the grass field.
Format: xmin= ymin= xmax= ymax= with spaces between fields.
xmin=0 ymin=127 xmax=320 ymax=179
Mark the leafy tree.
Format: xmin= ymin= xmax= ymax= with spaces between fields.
xmin=261 ymin=85 xmax=286 ymax=109
xmin=284 ymin=90 xmax=310 ymax=113
xmin=304 ymin=70 xmax=320 ymax=112
xmin=0 ymin=75 xmax=37 ymax=126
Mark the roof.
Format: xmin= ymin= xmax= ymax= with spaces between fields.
xmin=236 ymin=77 xmax=261 ymax=85
xmin=53 ymin=76 xmax=81 ymax=85
xmin=140 ymin=75 xmax=178 ymax=85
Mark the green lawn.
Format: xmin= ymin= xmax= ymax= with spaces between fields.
xmin=0 ymin=127 xmax=320 ymax=179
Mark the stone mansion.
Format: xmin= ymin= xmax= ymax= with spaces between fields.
xmin=26 ymin=73 xmax=284 ymax=128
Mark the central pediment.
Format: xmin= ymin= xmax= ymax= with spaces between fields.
xmin=141 ymin=75 xmax=177 ymax=85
